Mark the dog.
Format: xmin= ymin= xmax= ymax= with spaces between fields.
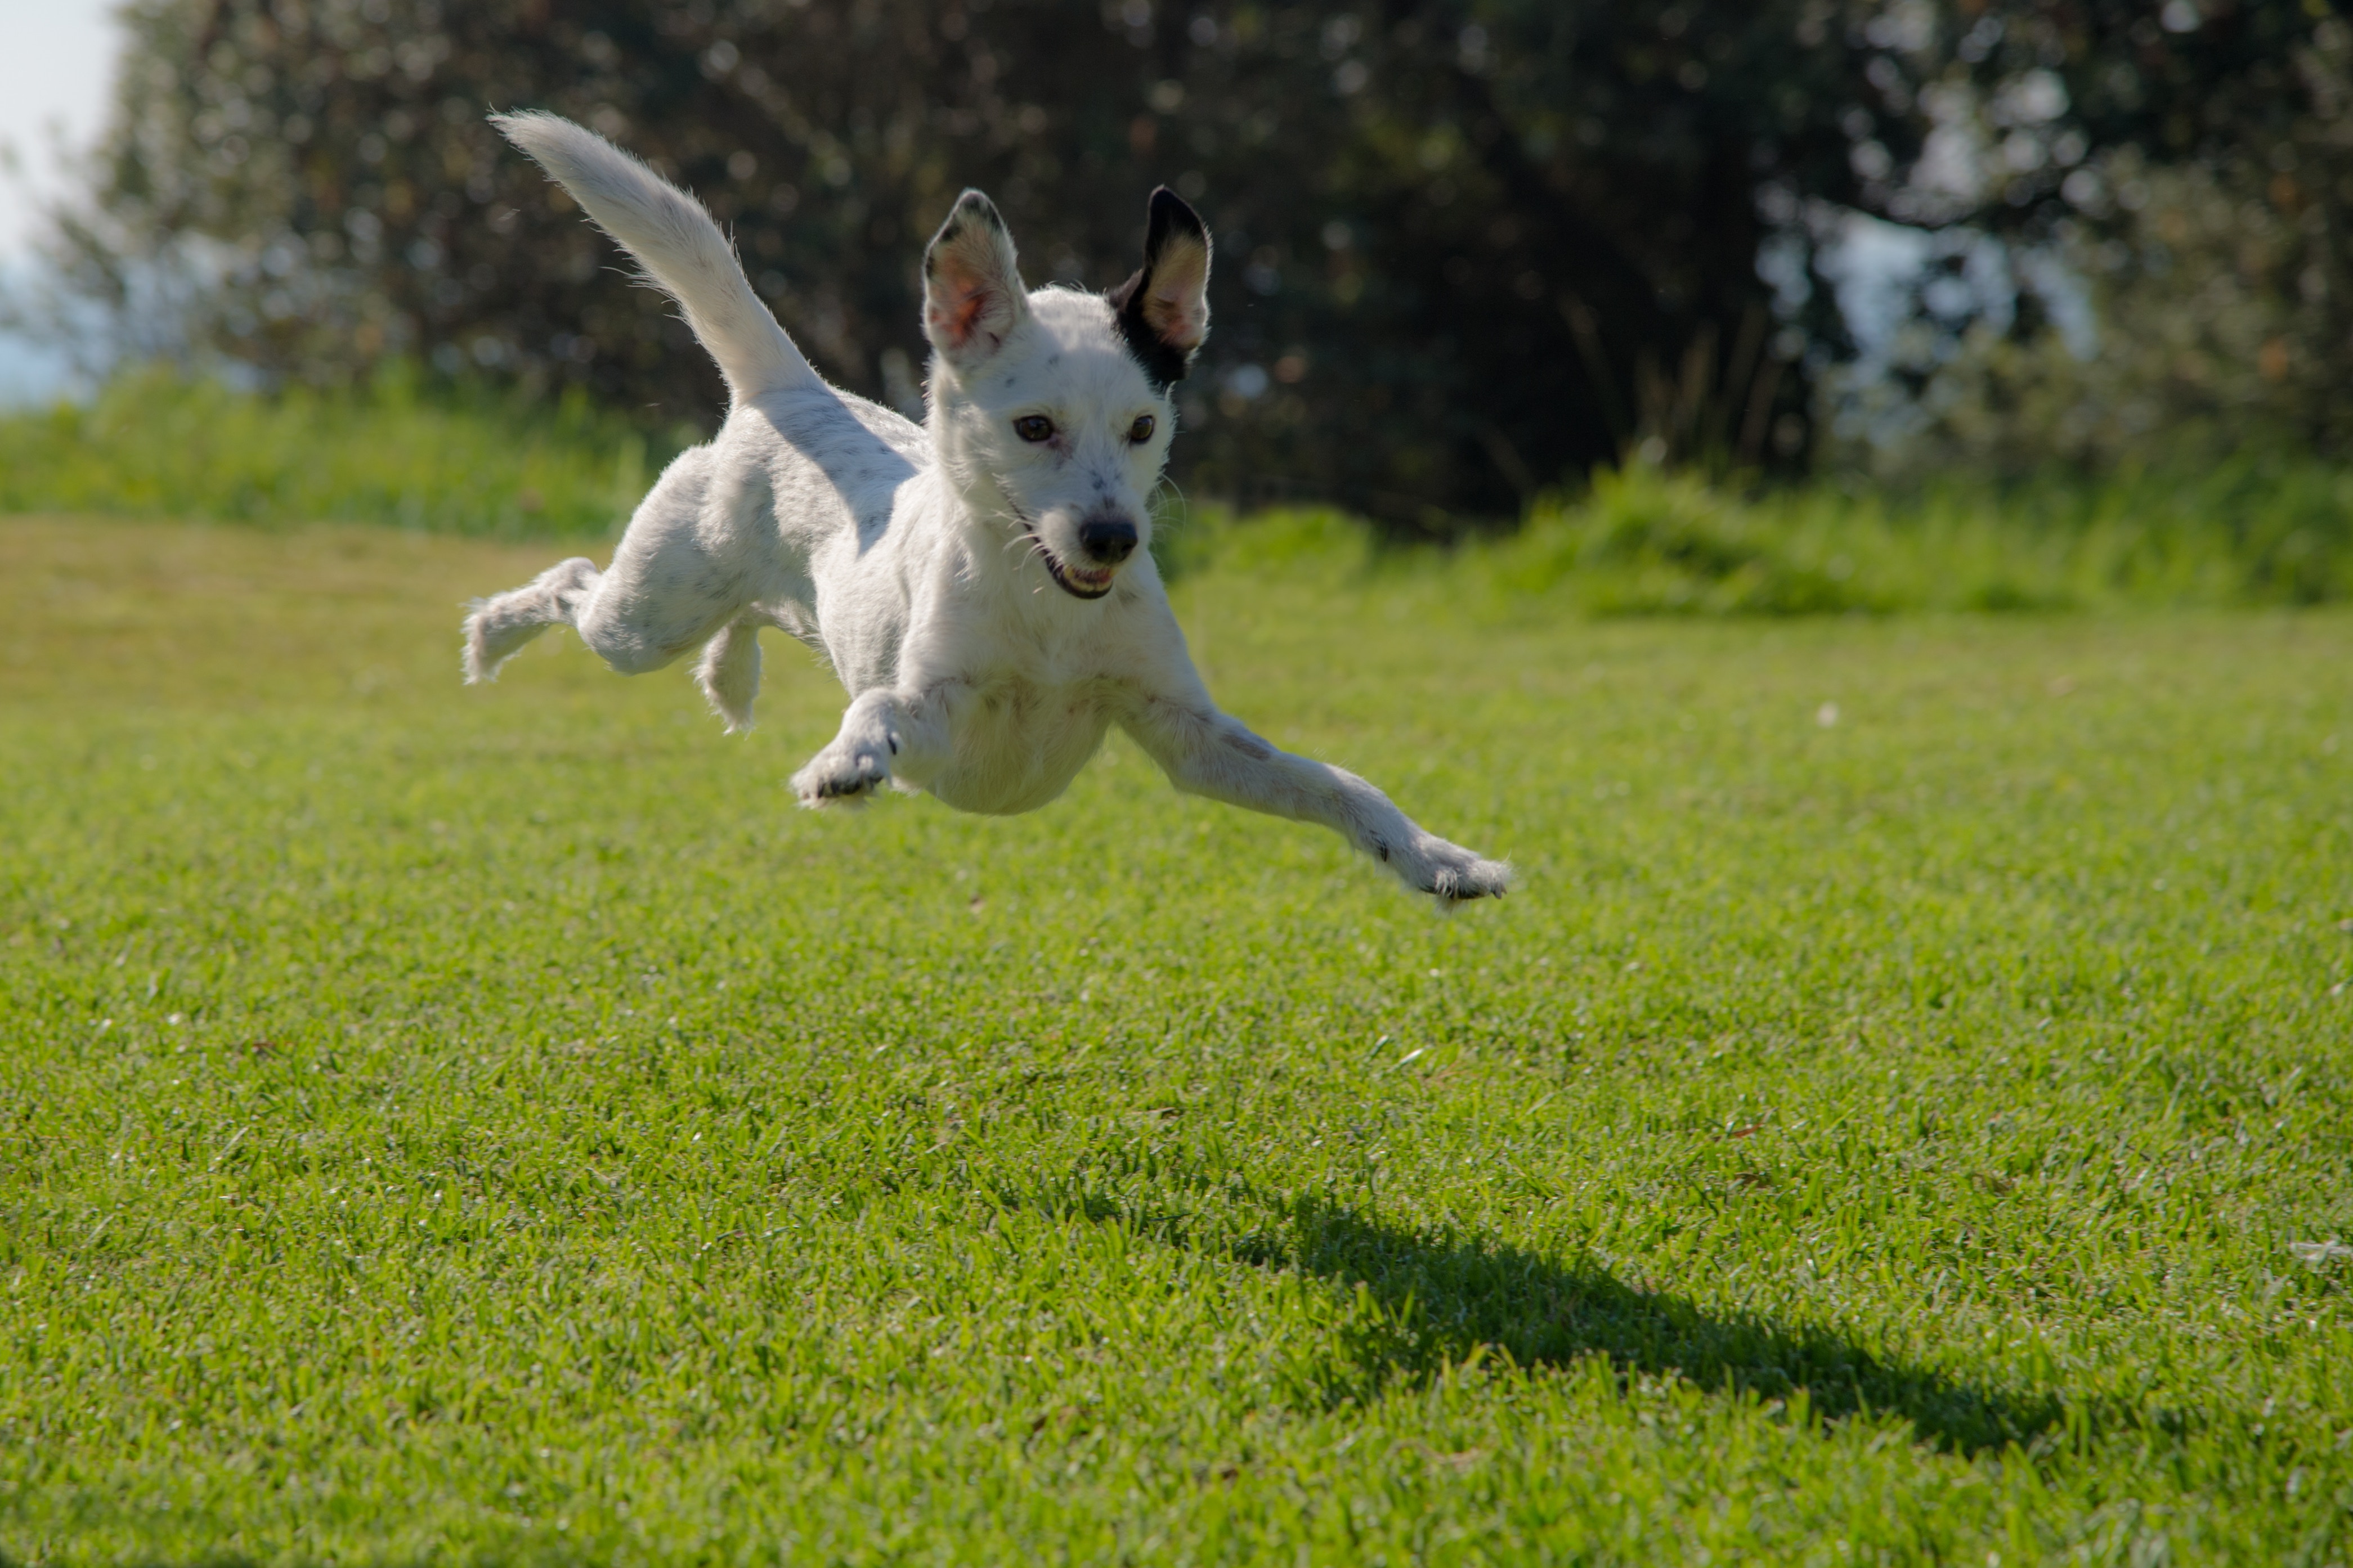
xmin=463 ymin=112 xmax=1509 ymax=907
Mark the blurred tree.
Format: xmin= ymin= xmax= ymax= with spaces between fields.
xmin=39 ymin=0 xmax=1924 ymax=529
xmin=81 ymin=2 xmax=2353 ymax=521
xmin=1823 ymin=0 xmax=2353 ymax=471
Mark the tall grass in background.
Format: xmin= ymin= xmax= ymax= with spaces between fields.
xmin=1168 ymin=460 xmax=2353 ymax=613
xmin=5 ymin=369 xmax=2350 ymax=610
xmin=0 ymin=365 xmax=685 ymax=540
xmin=1481 ymin=459 xmax=2353 ymax=613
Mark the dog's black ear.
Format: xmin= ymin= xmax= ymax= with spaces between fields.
xmin=923 ymin=190 xmax=1029 ymax=371
xmin=1108 ymin=187 xmax=1212 ymax=388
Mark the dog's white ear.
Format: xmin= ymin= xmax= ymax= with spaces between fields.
xmin=923 ymin=190 xmax=1028 ymax=371
xmin=1109 ymin=187 xmax=1212 ymax=388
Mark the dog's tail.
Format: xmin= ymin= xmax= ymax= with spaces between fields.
xmin=492 ymin=110 xmax=816 ymax=405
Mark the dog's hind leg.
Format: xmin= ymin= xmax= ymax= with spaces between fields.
xmin=463 ymin=556 xmax=601 ymax=683
xmin=695 ymin=614 xmax=764 ymax=733
xmin=465 ymin=448 xmax=774 ymax=689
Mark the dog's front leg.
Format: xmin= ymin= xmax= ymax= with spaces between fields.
xmin=790 ymin=684 xmax=958 ymax=807
xmin=1122 ymin=696 xmax=1511 ymax=906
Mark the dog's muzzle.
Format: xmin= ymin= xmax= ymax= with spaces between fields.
xmin=1031 ymin=511 xmax=1139 ymax=600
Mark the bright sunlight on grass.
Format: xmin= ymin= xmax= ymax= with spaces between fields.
xmin=2 ymin=514 xmax=2350 ymax=1565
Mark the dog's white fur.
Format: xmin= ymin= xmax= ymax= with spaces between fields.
xmin=463 ymin=112 xmax=1509 ymax=906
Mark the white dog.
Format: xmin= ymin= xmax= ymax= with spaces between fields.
xmin=463 ymin=112 xmax=1509 ymax=906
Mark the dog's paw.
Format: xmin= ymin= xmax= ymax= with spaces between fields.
xmin=461 ymin=600 xmax=537 ymax=685
xmin=1391 ymin=833 xmax=1513 ymax=910
xmin=791 ymin=743 xmax=891 ymax=807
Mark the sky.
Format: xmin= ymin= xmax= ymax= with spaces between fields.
xmin=0 ymin=0 xmax=121 ymax=403
xmin=0 ymin=0 xmax=119 ymax=255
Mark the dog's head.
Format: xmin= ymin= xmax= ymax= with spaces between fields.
xmin=920 ymin=187 xmax=1211 ymax=600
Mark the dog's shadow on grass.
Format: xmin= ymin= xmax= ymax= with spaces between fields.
xmin=1022 ymin=1170 xmax=2067 ymax=1458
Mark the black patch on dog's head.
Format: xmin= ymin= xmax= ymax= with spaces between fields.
xmin=1107 ymin=187 xmax=1212 ymax=390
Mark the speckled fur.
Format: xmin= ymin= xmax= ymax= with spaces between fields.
xmin=462 ymin=112 xmax=1509 ymax=906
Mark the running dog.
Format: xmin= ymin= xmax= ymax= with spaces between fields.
xmin=463 ymin=111 xmax=1509 ymax=906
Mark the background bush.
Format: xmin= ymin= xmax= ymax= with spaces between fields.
xmin=1478 ymin=460 xmax=2353 ymax=614
xmin=0 ymin=366 xmax=682 ymax=539
xmin=8 ymin=370 xmax=2347 ymax=610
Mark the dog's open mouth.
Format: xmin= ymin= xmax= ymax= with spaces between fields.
xmin=1028 ymin=531 xmax=1115 ymax=600
xmin=1001 ymin=492 xmax=1117 ymax=600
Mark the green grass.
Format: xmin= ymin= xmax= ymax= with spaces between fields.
xmin=2 ymin=513 xmax=2351 ymax=1565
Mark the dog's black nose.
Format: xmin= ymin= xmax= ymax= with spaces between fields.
xmin=1078 ymin=516 xmax=1138 ymax=565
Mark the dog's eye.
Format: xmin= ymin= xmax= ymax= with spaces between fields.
xmin=1014 ymin=415 xmax=1055 ymax=443
xmin=1127 ymin=415 xmax=1156 ymax=444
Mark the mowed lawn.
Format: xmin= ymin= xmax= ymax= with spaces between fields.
xmin=2 ymin=514 xmax=2349 ymax=1567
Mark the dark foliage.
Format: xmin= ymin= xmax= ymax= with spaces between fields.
xmin=1818 ymin=1 xmax=2351 ymax=459
xmin=52 ymin=0 xmax=1905 ymax=531
xmin=1973 ymin=2 xmax=2353 ymax=459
